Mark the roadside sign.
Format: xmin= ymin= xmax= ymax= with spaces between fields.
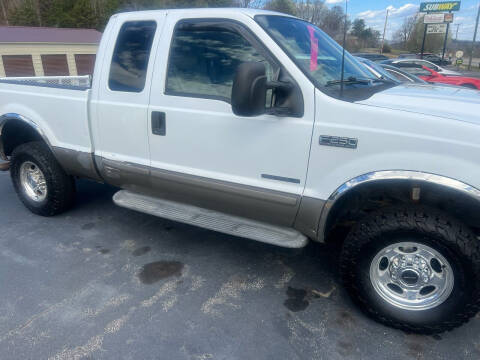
xmin=456 ymin=50 xmax=464 ymax=58
xmin=427 ymin=23 xmax=448 ymax=34
xmin=424 ymin=13 xmax=445 ymax=23
xmin=420 ymin=1 xmax=461 ymax=13
xmin=444 ymin=13 xmax=454 ymax=23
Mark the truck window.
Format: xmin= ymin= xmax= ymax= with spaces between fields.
xmin=165 ymin=20 xmax=274 ymax=103
xmin=109 ymin=21 xmax=157 ymax=92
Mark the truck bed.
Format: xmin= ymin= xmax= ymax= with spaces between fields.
xmin=0 ymin=76 xmax=94 ymax=155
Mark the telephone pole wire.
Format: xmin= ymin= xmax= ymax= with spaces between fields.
xmin=468 ymin=3 xmax=480 ymax=70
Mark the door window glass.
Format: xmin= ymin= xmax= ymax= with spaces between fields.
xmin=109 ymin=21 xmax=157 ymax=92
xmin=166 ymin=21 xmax=274 ymax=102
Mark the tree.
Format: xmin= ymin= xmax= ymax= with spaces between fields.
xmin=351 ymin=18 xmax=366 ymax=37
xmin=296 ymin=0 xmax=325 ymax=25
xmin=320 ymin=5 xmax=349 ymax=40
xmin=406 ymin=14 xmax=447 ymax=53
xmin=394 ymin=15 xmax=416 ymax=50
xmin=264 ymin=0 xmax=296 ymax=16
xmin=8 ymin=0 xmax=39 ymax=26
xmin=238 ymin=0 xmax=262 ymax=7
xmin=7 ymin=0 xmax=239 ymax=29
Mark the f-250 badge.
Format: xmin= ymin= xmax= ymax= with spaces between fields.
xmin=319 ymin=135 xmax=358 ymax=149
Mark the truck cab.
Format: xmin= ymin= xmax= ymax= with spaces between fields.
xmin=1 ymin=8 xmax=480 ymax=334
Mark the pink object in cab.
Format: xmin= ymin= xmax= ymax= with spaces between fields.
xmin=307 ymin=25 xmax=318 ymax=72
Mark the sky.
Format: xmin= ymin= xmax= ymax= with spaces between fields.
xmin=324 ymin=0 xmax=480 ymax=41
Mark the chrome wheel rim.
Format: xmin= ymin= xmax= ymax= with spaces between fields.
xmin=369 ymin=241 xmax=454 ymax=311
xmin=19 ymin=161 xmax=47 ymax=202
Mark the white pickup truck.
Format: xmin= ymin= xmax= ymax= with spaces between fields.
xmin=1 ymin=8 xmax=480 ymax=333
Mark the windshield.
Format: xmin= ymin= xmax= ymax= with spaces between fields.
xmin=255 ymin=15 xmax=377 ymax=90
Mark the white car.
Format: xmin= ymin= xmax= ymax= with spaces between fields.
xmin=383 ymin=58 xmax=461 ymax=76
xmin=1 ymin=8 xmax=480 ymax=334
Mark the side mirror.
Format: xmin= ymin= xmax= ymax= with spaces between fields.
xmin=231 ymin=62 xmax=267 ymax=117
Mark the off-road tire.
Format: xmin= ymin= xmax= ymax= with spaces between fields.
xmin=10 ymin=141 xmax=75 ymax=216
xmin=340 ymin=206 xmax=480 ymax=334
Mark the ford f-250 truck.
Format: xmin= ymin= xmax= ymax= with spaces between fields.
xmin=1 ymin=9 xmax=480 ymax=333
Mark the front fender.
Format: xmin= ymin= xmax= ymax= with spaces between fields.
xmin=317 ymin=170 xmax=480 ymax=242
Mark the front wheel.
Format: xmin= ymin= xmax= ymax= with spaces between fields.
xmin=340 ymin=206 xmax=480 ymax=333
xmin=10 ymin=141 xmax=75 ymax=216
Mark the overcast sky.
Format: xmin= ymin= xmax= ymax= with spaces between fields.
xmin=325 ymin=0 xmax=479 ymax=41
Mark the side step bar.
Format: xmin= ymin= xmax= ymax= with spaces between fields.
xmin=113 ymin=190 xmax=308 ymax=248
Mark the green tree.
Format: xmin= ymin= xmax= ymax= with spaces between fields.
xmin=8 ymin=0 xmax=39 ymax=26
xmin=407 ymin=15 xmax=447 ymax=53
xmin=70 ymin=0 xmax=97 ymax=28
xmin=264 ymin=0 xmax=296 ymax=16
xmin=351 ymin=18 xmax=366 ymax=37
xmin=320 ymin=5 xmax=349 ymax=39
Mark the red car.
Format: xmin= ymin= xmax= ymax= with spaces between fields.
xmin=391 ymin=62 xmax=480 ymax=89
xmin=418 ymin=66 xmax=480 ymax=89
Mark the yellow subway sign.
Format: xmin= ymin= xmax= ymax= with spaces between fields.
xmin=420 ymin=2 xmax=461 ymax=12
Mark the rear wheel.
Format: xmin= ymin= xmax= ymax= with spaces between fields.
xmin=340 ymin=206 xmax=480 ymax=333
xmin=10 ymin=141 xmax=75 ymax=216
xmin=461 ymin=83 xmax=477 ymax=89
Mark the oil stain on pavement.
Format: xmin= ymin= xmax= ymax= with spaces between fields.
xmin=138 ymin=261 xmax=184 ymax=284
xmin=132 ymin=246 xmax=151 ymax=257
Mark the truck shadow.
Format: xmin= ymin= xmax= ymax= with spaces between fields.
xmin=68 ymin=179 xmax=479 ymax=358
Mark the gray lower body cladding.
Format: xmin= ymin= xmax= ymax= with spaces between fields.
xmin=51 ymin=148 xmax=326 ymax=241
xmin=52 ymin=147 xmax=102 ymax=182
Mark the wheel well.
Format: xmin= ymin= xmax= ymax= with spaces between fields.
xmin=1 ymin=120 xmax=44 ymax=157
xmin=324 ymin=180 xmax=480 ymax=244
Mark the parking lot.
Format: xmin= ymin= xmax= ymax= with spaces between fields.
xmin=1 ymin=172 xmax=480 ymax=359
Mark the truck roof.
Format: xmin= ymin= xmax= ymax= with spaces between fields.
xmin=111 ymin=7 xmax=295 ymax=20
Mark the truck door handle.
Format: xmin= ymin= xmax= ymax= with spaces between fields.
xmin=151 ymin=111 xmax=166 ymax=136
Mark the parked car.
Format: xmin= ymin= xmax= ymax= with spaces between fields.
xmin=380 ymin=64 xmax=429 ymax=84
xmin=382 ymin=58 xmax=460 ymax=76
xmin=422 ymin=53 xmax=452 ymax=66
xmin=1 ymin=8 xmax=480 ymax=334
xmin=357 ymin=57 xmax=461 ymax=89
xmin=351 ymin=52 xmax=389 ymax=62
xmin=397 ymin=53 xmax=452 ymax=66
xmin=389 ymin=62 xmax=480 ymax=89
xmin=398 ymin=53 xmax=418 ymax=59
xmin=355 ymin=56 xmax=401 ymax=83
xmin=380 ymin=64 xmax=464 ymax=89
xmin=420 ymin=66 xmax=480 ymax=89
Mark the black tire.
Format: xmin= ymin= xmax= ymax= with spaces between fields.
xmin=10 ymin=141 xmax=75 ymax=216
xmin=340 ymin=206 xmax=480 ymax=334
xmin=461 ymin=83 xmax=477 ymax=89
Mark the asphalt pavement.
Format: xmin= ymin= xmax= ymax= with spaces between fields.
xmin=1 ymin=172 xmax=479 ymax=359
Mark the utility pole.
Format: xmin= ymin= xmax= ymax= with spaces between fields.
xmin=468 ymin=3 xmax=480 ymax=70
xmin=441 ymin=12 xmax=451 ymax=63
xmin=420 ymin=23 xmax=428 ymax=58
xmin=455 ymin=23 xmax=461 ymax=41
xmin=381 ymin=9 xmax=389 ymax=54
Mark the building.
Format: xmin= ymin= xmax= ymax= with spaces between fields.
xmin=0 ymin=26 xmax=102 ymax=77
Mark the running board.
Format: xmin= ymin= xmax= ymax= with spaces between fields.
xmin=113 ymin=190 xmax=308 ymax=248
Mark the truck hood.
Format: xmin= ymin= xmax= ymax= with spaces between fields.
xmin=356 ymin=84 xmax=480 ymax=124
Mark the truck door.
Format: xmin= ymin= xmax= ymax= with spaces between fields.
xmin=92 ymin=14 xmax=165 ymax=189
xmin=147 ymin=16 xmax=315 ymax=227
